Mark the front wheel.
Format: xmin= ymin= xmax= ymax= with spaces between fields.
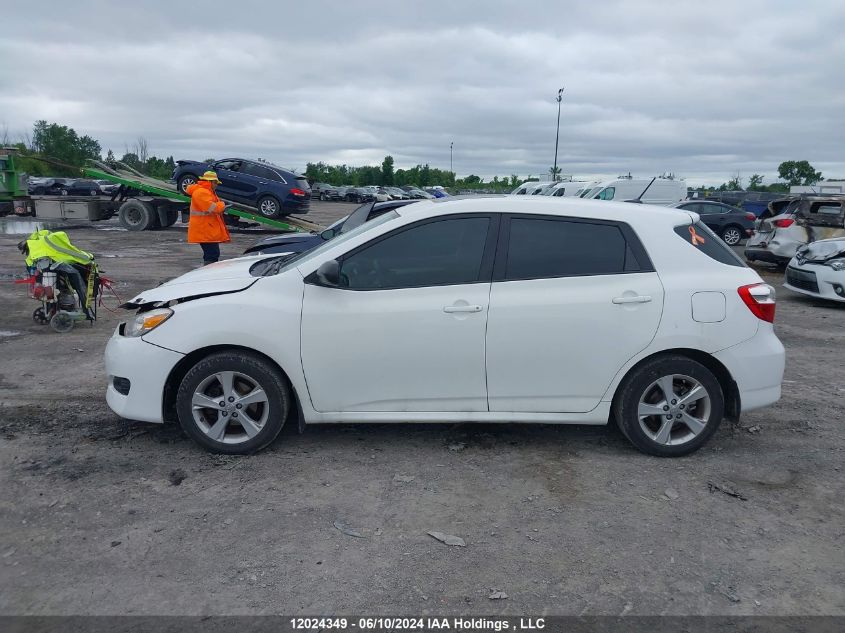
xmin=721 ymin=226 xmax=743 ymax=245
xmin=613 ymin=355 xmax=724 ymax=457
xmin=175 ymin=352 xmax=291 ymax=454
xmin=178 ymin=174 xmax=198 ymax=194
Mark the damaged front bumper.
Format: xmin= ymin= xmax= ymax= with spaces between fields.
xmin=105 ymin=327 xmax=185 ymax=423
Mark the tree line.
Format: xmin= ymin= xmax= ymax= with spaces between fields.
xmin=2 ymin=120 xmax=830 ymax=193
xmin=2 ymin=120 xmax=176 ymax=180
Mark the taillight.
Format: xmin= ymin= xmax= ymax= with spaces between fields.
xmin=291 ymin=188 xmax=307 ymax=197
xmin=773 ymin=218 xmax=794 ymax=228
xmin=738 ymin=283 xmax=776 ymax=323
xmin=745 ymin=212 xmax=756 ymax=221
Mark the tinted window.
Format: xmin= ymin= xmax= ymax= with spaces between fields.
xmin=673 ymin=222 xmax=746 ymax=267
xmin=340 ymin=217 xmax=490 ymax=290
xmin=215 ymin=160 xmax=240 ymax=171
xmin=552 ymin=187 xmax=566 ymax=197
xmin=243 ymin=163 xmax=283 ymax=181
xmin=505 ymin=218 xmax=639 ymax=279
xmin=597 ymin=187 xmax=615 ymax=200
xmin=295 ymin=177 xmax=309 ymax=191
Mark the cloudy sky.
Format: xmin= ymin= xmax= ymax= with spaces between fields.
xmin=2 ymin=0 xmax=844 ymax=186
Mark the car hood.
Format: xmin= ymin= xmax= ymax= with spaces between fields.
xmin=123 ymin=255 xmax=271 ymax=308
xmin=796 ymin=237 xmax=845 ymax=263
xmin=251 ymin=232 xmax=318 ymax=249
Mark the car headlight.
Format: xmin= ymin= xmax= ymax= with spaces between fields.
xmin=826 ymin=258 xmax=845 ymax=271
xmin=124 ymin=307 xmax=173 ymax=337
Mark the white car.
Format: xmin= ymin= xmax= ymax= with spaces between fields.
xmin=784 ymin=237 xmax=845 ymax=302
xmin=105 ymin=197 xmax=785 ymax=456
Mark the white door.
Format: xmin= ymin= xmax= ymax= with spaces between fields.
xmin=486 ymin=215 xmax=664 ymax=413
xmin=301 ymin=215 xmax=495 ymax=413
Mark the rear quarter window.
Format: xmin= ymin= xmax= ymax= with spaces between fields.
xmin=674 ymin=221 xmax=746 ymax=267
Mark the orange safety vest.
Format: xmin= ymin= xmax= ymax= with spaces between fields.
xmin=185 ymin=181 xmax=230 ymax=244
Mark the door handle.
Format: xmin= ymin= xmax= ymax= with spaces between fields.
xmin=612 ymin=295 xmax=652 ymax=304
xmin=443 ymin=305 xmax=483 ymax=313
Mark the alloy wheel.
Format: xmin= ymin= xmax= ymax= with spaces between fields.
xmin=637 ymin=374 xmax=711 ymax=446
xmin=723 ymin=228 xmax=742 ymax=245
xmin=260 ymin=198 xmax=278 ymax=216
xmin=191 ymin=371 xmax=270 ymax=445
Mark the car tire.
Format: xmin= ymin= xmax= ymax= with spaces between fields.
xmin=319 ymin=192 xmax=326 ymax=201
xmin=176 ymin=351 xmax=290 ymax=454
xmin=257 ymin=195 xmax=282 ymax=219
xmin=721 ymin=225 xmax=743 ymax=245
xmin=177 ymin=174 xmax=198 ymax=194
xmin=90 ymin=189 xmax=99 ymax=196
xmin=613 ymin=354 xmax=724 ymax=457
xmin=118 ymin=199 xmax=155 ymax=231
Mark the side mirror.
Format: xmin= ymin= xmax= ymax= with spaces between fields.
xmin=320 ymin=228 xmax=336 ymax=241
xmin=315 ymin=259 xmax=341 ymax=287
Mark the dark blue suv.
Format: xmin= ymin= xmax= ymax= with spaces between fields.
xmin=173 ymin=158 xmax=311 ymax=218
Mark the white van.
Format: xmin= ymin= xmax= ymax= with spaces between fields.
xmin=511 ymin=181 xmax=554 ymax=195
xmin=544 ymin=180 xmax=594 ymax=197
xmin=584 ymin=178 xmax=686 ymax=206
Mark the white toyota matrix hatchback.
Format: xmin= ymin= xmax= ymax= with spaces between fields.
xmin=105 ymin=197 xmax=784 ymax=456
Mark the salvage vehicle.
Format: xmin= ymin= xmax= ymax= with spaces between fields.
xmin=745 ymin=196 xmax=845 ymax=266
xmin=243 ymin=199 xmax=419 ymax=256
xmin=669 ymin=201 xmax=756 ymax=245
xmin=173 ymin=158 xmax=311 ymax=218
xmin=784 ymin=237 xmax=845 ymax=302
xmin=105 ymin=197 xmax=784 ymax=457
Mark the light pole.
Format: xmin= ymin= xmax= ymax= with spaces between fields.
xmin=553 ymin=87 xmax=564 ymax=181
xmin=450 ymin=141 xmax=453 ymax=177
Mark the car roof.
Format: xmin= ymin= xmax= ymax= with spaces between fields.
xmin=395 ymin=195 xmax=692 ymax=228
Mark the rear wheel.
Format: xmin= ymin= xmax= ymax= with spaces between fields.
xmin=178 ymin=174 xmax=198 ymax=194
xmin=721 ymin=225 xmax=743 ymax=245
xmin=257 ymin=195 xmax=282 ymax=219
xmin=176 ymin=352 xmax=290 ymax=454
xmin=50 ymin=312 xmax=75 ymax=333
xmin=118 ymin=199 xmax=155 ymax=231
xmin=161 ymin=208 xmax=179 ymax=227
xmin=613 ymin=355 xmax=724 ymax=457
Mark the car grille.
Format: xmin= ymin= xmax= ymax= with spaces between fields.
xmin=786 ymin=266 xmax=819 ymax=293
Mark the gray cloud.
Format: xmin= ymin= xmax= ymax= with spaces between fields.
xmin=1 ymin=0 xmax=843 ymax=186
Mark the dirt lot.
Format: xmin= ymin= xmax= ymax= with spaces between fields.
xmin=0 ymin=202 xmax=843 ymax=616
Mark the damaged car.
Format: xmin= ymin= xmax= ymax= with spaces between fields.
xmin=784 ymin=237 xmax=845 ymax=302
xmin=745 ymin=196 xmax=845 ymax=266
xmin=105 ymin=197 xmax=784 ymax=458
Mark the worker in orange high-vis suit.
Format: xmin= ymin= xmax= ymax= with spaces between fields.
xmin=185 ymin=171 xmax=230 ymax=265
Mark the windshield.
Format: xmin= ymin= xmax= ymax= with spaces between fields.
xmin=270 ymin=210 xmax=400 ymax=276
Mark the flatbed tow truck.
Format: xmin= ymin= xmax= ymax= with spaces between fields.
xmin=0 ymin=147 xmax=322 ymax=234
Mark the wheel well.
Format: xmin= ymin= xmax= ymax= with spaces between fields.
xmin=162 ymin=345 xmax=302 ymax=425
xmin=611 ymin=348 xmax=741 ymax=421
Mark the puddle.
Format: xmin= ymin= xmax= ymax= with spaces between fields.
xmin=0 ymin=330 xmax=22 ymax=338
xmin=0 ymin=219 xmax=62 ymax=235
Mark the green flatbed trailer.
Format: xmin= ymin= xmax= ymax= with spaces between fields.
xmin=81 ymin=167 xmax=322 ymax=233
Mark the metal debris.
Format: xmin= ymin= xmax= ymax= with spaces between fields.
xmin=333 ymin=520 xmax=365 ymax=538
xmin=428 ymin=531 xmax=466 ymax=547
xmin=707 ymin=481 xmax=747 ymax=501
xmin=488 ymin=589 xmax=508 ymax=600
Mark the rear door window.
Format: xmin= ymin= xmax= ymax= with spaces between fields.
xmin=501 ymin=216 xmax=649 ymax=280
xmin=673 ymin=222 xmax=746 ymax=267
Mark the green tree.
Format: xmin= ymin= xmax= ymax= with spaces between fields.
xmin=777 ymin=160 xmax=822 ymax=186
xmin=31 ymin=120 xmax=101 ymax=166
xmin=105 ymin=149 xmax=116 ymax=166
xmin=549 ymin=166 xmax=562 ymax=180
xmin=381 ymin=155 xmax=395 ymax=186
xmin=747 ymin=174 xmax=764 ymax=191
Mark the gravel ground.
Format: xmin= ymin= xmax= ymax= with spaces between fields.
xmin=0 ymin=202 xmax=843 ymax=616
